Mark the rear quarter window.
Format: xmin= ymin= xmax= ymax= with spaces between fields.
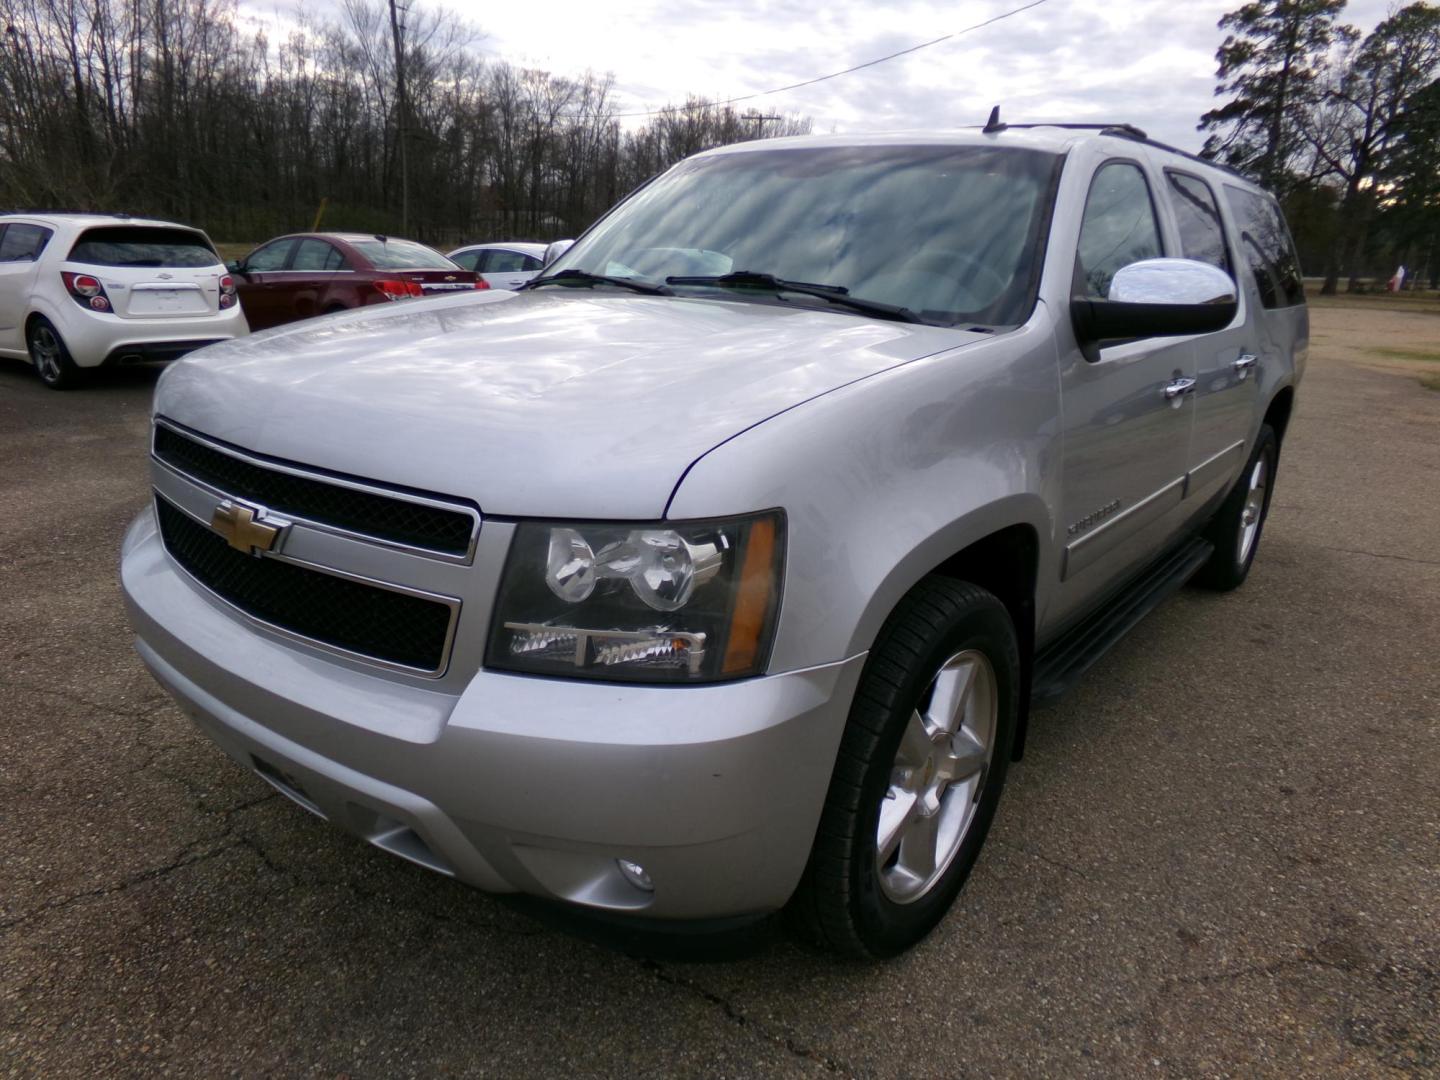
xmin=1223 ymin=187 xmax=1304 ymax=309
xmin=69 ymin=226 xmax=220 ymax=268
xmin=0 ymin=223 xmax=53 ymax=262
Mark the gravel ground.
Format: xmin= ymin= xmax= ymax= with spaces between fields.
xmin=1 ymin=301 xmax=1436 ymax=1078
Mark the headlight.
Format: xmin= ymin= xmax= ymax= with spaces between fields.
xmin=486 ymin=511 xmax=784 ymax=682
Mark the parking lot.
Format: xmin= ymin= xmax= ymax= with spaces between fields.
xmin=1 ymin=298 xmax=1436 ymax=1077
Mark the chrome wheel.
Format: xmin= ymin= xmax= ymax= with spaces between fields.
xmin=1237 ymin=456 xmax=1268 ymax=564
xmin=30 ymin=324 xmax=63 ymax=384
xmin=876 ymin=649 xmax=997 ymax=904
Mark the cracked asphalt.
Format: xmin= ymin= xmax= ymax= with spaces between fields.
xmin=2 ymin=299 xmax=1437 ymax=1077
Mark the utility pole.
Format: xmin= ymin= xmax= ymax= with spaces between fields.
xmin=747 ymin=113 xmax=782 ymax=140
xmin=388 ymin=0 xmax=409 ymax=234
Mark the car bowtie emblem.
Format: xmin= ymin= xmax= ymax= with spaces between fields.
xmin=444 ymin=275 xmax=456 ymax=281
xmin=158 ymin=272 xmax=173 ymax=280
xmin=211 ymin=501 xmax=284 ymax=556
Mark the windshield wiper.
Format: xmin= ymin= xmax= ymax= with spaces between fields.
xmin=666 ymin=271 xmax=924 ymax=324
xmin=523 ymin=269 xmax=672 ymax=295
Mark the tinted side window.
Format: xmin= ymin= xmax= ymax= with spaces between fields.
xmin=521 ymin=254 xmax=543 ymax=271
xmin=1076 ymin=162 xmax=1163 ymax=299
xmin=450 ymin=250 xmax=481 ymax=271
xmin=1165 ymin=172 xmax=1230 ymax=276
xmin=245 ymin=240 xmax=294 ymax=273
xmin=0 ymin=223 xmax=53 ymax=262
xmin=486 ymin=250 xmax=532 ymax=273
xmin=1223 ymin=186 xmax=1304 ymax=309
xmin=291 ymin=239 xmax=344 ymax=272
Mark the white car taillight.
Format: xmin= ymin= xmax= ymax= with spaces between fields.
xmin=219 ymin=274 xmax=237 ymax=309
xmin=61 ymin=272 xmax=113 ymax=312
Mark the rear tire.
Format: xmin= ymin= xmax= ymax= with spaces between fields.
xmin=28 ymin=317 xmax=83 ymax=390
xmin=1192 ymin=424 xmax=1278 ymax=591
xmin=789 ymin=577 xmax=1019 ymax=958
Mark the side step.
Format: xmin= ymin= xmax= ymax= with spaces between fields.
xmin=1032 ymin=538 xmax=1214 ymax=706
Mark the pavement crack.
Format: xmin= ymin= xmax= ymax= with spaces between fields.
xmin=0 ymin=843 xmax=239 ymax=935
xmin=0 ymin=676 xmax=160 ymax=724
xmin=1162 ymin=948 xmax=1355 ymax=990
xmin=637 ymin=959 xmax=853 ymax=1075
xmin=1311 ymin=544 xmax=1440 ymax=567
xmin=1024 ymin=847 xmax=1093 ymax=882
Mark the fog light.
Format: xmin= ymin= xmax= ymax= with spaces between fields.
xmin=617 ymin=858 xmax=653 ymax=891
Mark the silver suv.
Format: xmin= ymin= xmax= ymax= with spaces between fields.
xmin=121 ymin=124 xmax=1307 ymax=957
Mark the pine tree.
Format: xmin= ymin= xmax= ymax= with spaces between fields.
xmin=1199 ymin=0 xmax=1355 ymax=194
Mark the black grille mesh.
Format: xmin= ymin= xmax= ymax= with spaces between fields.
xmin=153 ymin=425 xmax=475 ymax=556
xmin=156 ymin=498 xmax=454 ymax=671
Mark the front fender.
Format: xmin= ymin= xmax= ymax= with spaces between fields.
xmin=666 ymin=319 xmax=1062 ymax=673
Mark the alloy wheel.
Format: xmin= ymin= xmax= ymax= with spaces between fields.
xmin=876 ymin=648 xmax=998 ymax=904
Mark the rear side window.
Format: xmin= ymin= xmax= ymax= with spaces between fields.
xmin=484 ymin=250 xmax=535 ymax=273
xmin=0 ymin=223 xmax=53 ymax=262
xmin=349 ymin=239 xmax=457 ymax=271
xmin=291 ymin=238 xmax=346 ymax=272
xmin=1165 ymin=173 xmax=1231 ymax=276
xmin=450 ymin=250 xmax=481 ymax=271
xmin=69 ymin=226 xmax=219 ymax=268
xmin=1076 ymin=162 xmax=1163 ymax=299
xmin=1223 ymin=187 xmax=1304 ymax=309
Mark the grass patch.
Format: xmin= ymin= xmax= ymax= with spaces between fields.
xmin=1420 ymin=371 xmax=1440 ymax=392
xmin=1372 ymin=347 xmax=1440 ymax=364
xmin=1305 ymin=288 xmax=1440 ymax=316
xmin=213 ymin=241 xmax=257 ymax=263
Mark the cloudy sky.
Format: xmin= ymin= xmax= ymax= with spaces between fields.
xmin=242 ymin=0 xmax=1398 ymax=152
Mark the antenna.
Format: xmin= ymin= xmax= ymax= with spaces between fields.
xmin=983 ymin=106 xmax=1007 ymax=134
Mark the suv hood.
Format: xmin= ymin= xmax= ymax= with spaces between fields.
xmin=156 ymin=289 xmax=985 ymax=517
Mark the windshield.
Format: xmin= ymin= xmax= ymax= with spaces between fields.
xmin=68 ymin=226 xmax=219 ymax=268
xmin=549 ymin=144 xmax=1062 ymax=326
xmin=349 ymin=239 xmax=458 ymax=271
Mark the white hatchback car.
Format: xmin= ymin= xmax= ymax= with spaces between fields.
xmin=0 ymin=213 xmax=249 ymax=389
xmin=446 ymin=242 xmax=548 ymax=290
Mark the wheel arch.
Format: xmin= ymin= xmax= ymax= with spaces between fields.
xmin=845 ymin=500 xmax=1048 ymax=762
xmin=1263 ymin=384 xmax=1295 ymax=444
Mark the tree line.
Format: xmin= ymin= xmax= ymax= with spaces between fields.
xmin=0 ymin=0 xmax=810 ymax=246
xmin=1199 ymin=0 xmax=1440 ymax=291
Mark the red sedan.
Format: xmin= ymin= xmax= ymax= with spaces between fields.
xmin=227 ymin=233 xmax=485 ymax=331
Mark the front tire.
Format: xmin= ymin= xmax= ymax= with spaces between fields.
xmin=790 ymin=578 xmax=1019 ymax=958
xmin=1192 ymin=424 xmax=1278 ymax=591
xmin=28 ymin=317 xmax=83 ymax=390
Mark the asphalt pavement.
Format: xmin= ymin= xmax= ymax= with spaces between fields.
xmin=1 ymin=305 xmax=1436 ymax=1077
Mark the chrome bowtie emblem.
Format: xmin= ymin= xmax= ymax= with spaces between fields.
xmin=158 ymin=272 xmax=173 ymax=281
xmin=211 ymin=501 xmax=285 ymax=556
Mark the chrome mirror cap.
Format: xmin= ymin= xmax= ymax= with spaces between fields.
xmin=1108 ymin=258 xmax=1237 ymax=307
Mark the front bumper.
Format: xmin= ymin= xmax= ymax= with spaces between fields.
xmin=121 ymin=508 xmax=865 ymax=920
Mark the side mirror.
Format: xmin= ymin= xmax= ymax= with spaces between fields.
xmin=542 ymin=239 xmax=574 ymax=266
xmin=1072 ymin=258 xmax=1238 ymax=361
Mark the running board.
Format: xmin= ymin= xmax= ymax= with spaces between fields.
xmin=1032 ymin=538 xmax=1214 ymax=706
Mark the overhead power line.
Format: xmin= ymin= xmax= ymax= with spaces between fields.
xmin=612 ymin=0 xmax=1055 ymax=119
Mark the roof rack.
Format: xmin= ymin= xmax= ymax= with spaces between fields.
xmin=974 ymin=115 xmax=1252 ymax=183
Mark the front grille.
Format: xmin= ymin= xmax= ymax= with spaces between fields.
xmin=153 ymin=423 xmax=476 ymax=557
xmin=156 ymin=497 xmax=454 ymax=672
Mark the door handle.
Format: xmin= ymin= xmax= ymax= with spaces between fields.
xmin=1163 ymin=377 xmax=1197 ymax=400
xmin=1233 ymin=353 xmax=1258 ymax=379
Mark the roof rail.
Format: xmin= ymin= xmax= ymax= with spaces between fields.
xmin=10 ymin=209 xmax=137 ymax=218
xmin=972 ymin=122 xmax=1255 ymax=183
